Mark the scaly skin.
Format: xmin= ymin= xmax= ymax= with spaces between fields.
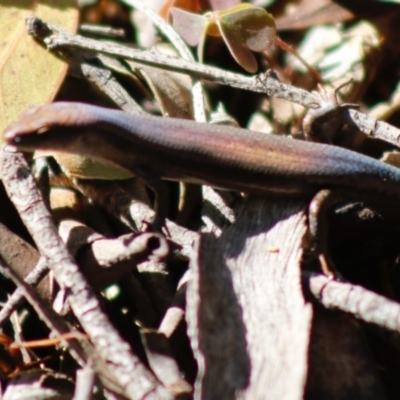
xmin=4 ymin=102 xmax=400 ymax=199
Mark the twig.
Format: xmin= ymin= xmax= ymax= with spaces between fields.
xmin=10 ymin=309 xmax=31 ymax=363
xmin=0 ymin=257 xmax=49 ymax=327
xmin=0 ymin=148 xmax=171 ymax=399
xmin=0 ymin=256 xmax=87 ymax=367
xmin=27 ymin=17 xmax=316 ymax=106
xmin=123 ymin=0 xmax=207 ymax=122
xmin=79 ymin=24 xmax=125 ymax=39
xmin=304 ymin=272 xmax=400 ymax=333
xmin=80 ymin=55 xmax=146 ymax=115
xmin=158 ymin=272 xmax=189 ymax=338
xmin=58 ymin=41 xmax=145 ymax=115
xmin=26 ymin=17 xmax=400 ymax=146
xmin=73 ymin=365 xmax=96 ymax=400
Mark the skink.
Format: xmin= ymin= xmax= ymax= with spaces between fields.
xmin=4 ymin=102 xmax=400 ymax=216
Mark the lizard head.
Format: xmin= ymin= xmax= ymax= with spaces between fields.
xmin=3 ymin=103 xmax=136 ymax=180
xmin=3 ymin=102 xmax=101 ymax=152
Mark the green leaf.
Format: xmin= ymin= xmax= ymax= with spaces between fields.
xmin=217 ymin=4 xmax=276 ymax=72
xmin=217 ymin=18 xmax=258 ymax=73
xmin=172 ymin=4 xmax=276 ymax=72
xmin=219 ymin=6 xmax=275 ymax=52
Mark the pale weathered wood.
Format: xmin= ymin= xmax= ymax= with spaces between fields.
xmin=186 ymin=196 xmax=312 ymax=400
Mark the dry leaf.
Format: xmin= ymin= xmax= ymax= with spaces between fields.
xmin=0 ymin=0 xmax=78 ymax=132
xmin=133 ymin=62 xmax=193 ymax=119
xmin=172 ymin=4 xmax=275 ymax=73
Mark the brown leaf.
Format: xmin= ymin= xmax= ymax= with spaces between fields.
xmin=0 ymin=0 xmax=78 ymax=132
